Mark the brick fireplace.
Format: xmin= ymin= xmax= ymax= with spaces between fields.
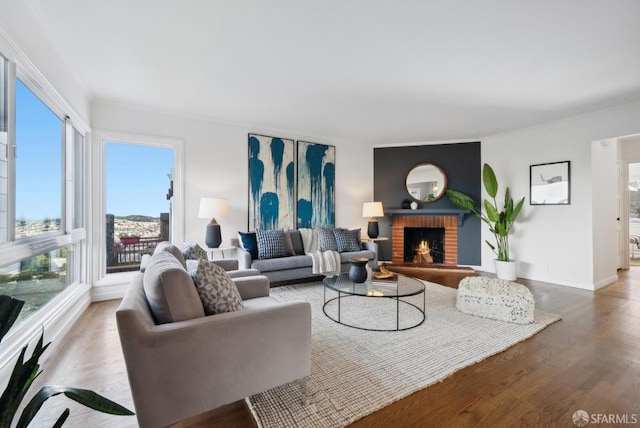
xmin=391 ymin=215 xmax=458 ymax=266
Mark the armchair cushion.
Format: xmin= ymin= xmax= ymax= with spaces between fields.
xmin=143 ymin=251 xmax=204 ymax=324
xmin=153 ymin=241 xmax=187 ymax=269
xmin=181 ymin=242 xmax=208 ymax=261
xmin=187 ymin=259 xmax=243 ymax=315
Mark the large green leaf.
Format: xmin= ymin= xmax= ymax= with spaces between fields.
xmin=445 ymin=189 xmax=475 ymax=211
xmin=484 ymin=200 xmax=499 ymax=222
xmin=508 ymin=197 xmax=525 ymax=222
xmin=0 ymin=331 xmax=50 ymax=428
xmin=18 ymin=386 xmax=134 ymax=428
xmin=482 ymin=163 xmax=498 ymax=198
xmin=0 ymin=296 xmax=25 ymax=342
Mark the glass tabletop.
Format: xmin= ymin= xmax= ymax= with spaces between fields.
xmin=323 ymin=273 xmax=425 ymax=298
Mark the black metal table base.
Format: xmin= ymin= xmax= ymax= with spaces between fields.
xmin=322 ymin=287 xmax=426 ymax=332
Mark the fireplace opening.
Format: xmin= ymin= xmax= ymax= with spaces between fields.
xmin=403 ymin=227 xmax=445 ymax=264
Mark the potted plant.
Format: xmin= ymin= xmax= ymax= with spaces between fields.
xmin=0 ymin=295 xmax=134 ymax=427
xmin=446 ymin=163 xmax=525 ymax=280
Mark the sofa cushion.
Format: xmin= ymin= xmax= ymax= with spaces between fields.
xmin=187 ymin=259 xmax=243 ymax=315
xmin=317 ymin=227 xmax=338 ymax=251
xmin=284 ymin=230 xmax=305 ymax=256
xmin=334 ymin=229 xmax=361 ymax=252
xmin=251 ymin=254 xmax=312 ymax=273
xmin=256 ymin=229 xmax=288 ymax=259
xmin=153 ymin=241 xmax=187 ymax=269
xmin=181 ymin=242 xmax=208 ymax=260
xmin=238 ymin=231 xmax=259 ymax=260
xmin=143 ymin=251 xmax=204 ymax=324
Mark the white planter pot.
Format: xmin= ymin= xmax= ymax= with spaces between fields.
xmin=494 ymin=259 xmax=518 ymax=281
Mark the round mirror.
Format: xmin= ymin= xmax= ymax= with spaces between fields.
xmin=405 ymin=163 xmax=447 ymax=203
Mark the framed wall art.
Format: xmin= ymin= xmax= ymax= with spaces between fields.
xmin=297 ymin=141 xmax=335 ymax=228
xmin=248 ymin=134 xmax=295 ymax=230
xmin=530 ymin=161 xmax=571 ymax=205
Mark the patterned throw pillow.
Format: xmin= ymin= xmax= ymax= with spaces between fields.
xmin=187 ymin=259 xmax=243 ymax=315
xmin=238 ymin=231 xmax=259 ymax=260
xmin=334 ymin=229 xmax=362 ymax=252
xmin=256 ymin=229 xmax=288 ymax=259
xmin=181 ymin=242 xmax=208 ymax=260
xmin=317 ymin=227 xmax=338 ymax=251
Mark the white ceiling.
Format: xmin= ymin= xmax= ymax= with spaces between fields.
xmin=26 ymin=0 xmax=640 ymax=145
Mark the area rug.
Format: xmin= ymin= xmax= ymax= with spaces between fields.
xmin=246 ymin=280 xmax=561 ymax=427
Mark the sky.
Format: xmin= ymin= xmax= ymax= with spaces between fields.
xmin=15 ymin=79 xmax=173 ymax=220
xmin=106 ymin=143 xmax=173 ymax=217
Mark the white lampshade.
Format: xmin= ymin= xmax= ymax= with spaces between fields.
xmin=198 ymin=198 xmax=229 ymax=219
xmin=362 ymin=202 xmax=384 ymax=218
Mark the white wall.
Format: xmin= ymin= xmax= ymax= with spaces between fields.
xmin=482 ymin=101 xmax=640 ymax=289
xmin=0 ymin=1 xmax=90 ymax=123
xmin=91 ymin=101 xmax=374 ymax=252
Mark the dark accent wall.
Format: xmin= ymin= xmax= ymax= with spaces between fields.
xmin=373 ymin=142 xmax=481 ymax=265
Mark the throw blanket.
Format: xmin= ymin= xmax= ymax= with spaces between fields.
xmin=309 ymin=250 xmax=341 ymax=276
xmin=299 ymin=228 xmax=319 ymax=254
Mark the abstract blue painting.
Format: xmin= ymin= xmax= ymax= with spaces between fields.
xmin=297 ymin=141 xmax=335 ymax=228
xmin=248 ymin=134 xmax=295 ymax=230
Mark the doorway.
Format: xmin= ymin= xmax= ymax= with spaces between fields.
xmin=629 ymin=163 xmax=640 ymax=267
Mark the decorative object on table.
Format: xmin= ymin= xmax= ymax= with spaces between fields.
xmin=405 ymin=162 xmax=447 ymax=202
xmin=0 ymin=295 xmax=134 ymax=427
xmin=530 ymin=161 xmax=570 ymax=205
xmin=401 ymin=199 xmax=411 ymax=209
xmin=297 ymin=141 xmax=335 ymax=228
xmin=348 ymin=257 xmax=369 ymax=283
xmin=119 ymin=234 xmax=140 ymax=245
xmin=410 ymin=201 xmax=418 ymax=210
xmin=248 ymin=134 xmax=295 ymax=230
xmin=362 ymin=201 xmax=384 ymax=239
xmin=374 ymin=264 xmax=394 ymax=279
xmin=446 ymin=163 xmax=525 ymax=281
xmin=198 ymin=197 xmax=228 ymax=248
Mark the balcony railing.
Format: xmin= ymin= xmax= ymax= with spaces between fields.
xmin=107 ymin=237 xmax=163 ymax=273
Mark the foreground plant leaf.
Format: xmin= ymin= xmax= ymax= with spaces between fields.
xmin=17 ymin=386 xmax=134 ymax=428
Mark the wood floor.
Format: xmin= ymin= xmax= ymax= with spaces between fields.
xmin=26 ymin=268 xmax=640 ymax=427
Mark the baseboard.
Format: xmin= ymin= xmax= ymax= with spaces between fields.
xmin=593 ymin=274 xmax=618 ymax=290
xmin=91 ymin=271 xmax=136 ymax=301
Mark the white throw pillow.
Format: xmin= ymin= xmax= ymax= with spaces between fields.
xmin=187 ymin=259 xmax=243 ymax=315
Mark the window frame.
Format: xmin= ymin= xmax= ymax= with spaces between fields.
xmin=91 ymin=129 xmax=184 ymax=284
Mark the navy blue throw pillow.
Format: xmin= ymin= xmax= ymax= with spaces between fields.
xmin=238 ymin=231 xmax=258 ymax=260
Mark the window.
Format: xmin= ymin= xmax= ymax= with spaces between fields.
xmin=0 ymin=245 xmax=73 ymax=328
xmin=15 ymin=79 xmax=63 ymax=238
xmin=0 ymin=54 xmax=8 ymax=243
xmin=72 ymin=128 xmax=84 ymax=229
xmin=105 ymin=142 xmax=174 ymax=272
xmin=0 ymin=52 xmax=86 ymax=333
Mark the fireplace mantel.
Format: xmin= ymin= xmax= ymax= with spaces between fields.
xmin=384 ymin=209 xmax=470 ymax=226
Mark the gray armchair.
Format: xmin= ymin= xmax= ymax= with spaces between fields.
xmin=116 ymin=267 xmax=311 ymax=428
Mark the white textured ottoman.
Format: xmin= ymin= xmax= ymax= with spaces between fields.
xmin=456 ymin=276 xmax=535 ymax=324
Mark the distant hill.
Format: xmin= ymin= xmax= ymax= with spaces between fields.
xmin=117 ymin=215 xmax=158 ymax=222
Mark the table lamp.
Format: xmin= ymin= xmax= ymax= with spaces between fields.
xmin=362 ymin=202 xmax=384 ymax=239
xmin=198 ymin=197 xmax=229 ymax=248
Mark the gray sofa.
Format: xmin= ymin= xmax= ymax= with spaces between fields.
xmin=233 ymin=235 xmax=378 ymax=284
xmin=116 ymin=243 xmax=311 ymax=428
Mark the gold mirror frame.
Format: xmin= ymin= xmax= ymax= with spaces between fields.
xmin=405 ymin=163 xmax=447 ymax=203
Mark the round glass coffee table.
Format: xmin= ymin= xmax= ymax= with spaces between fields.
xmin=322 ymin=273 xmax=425 ymax=331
